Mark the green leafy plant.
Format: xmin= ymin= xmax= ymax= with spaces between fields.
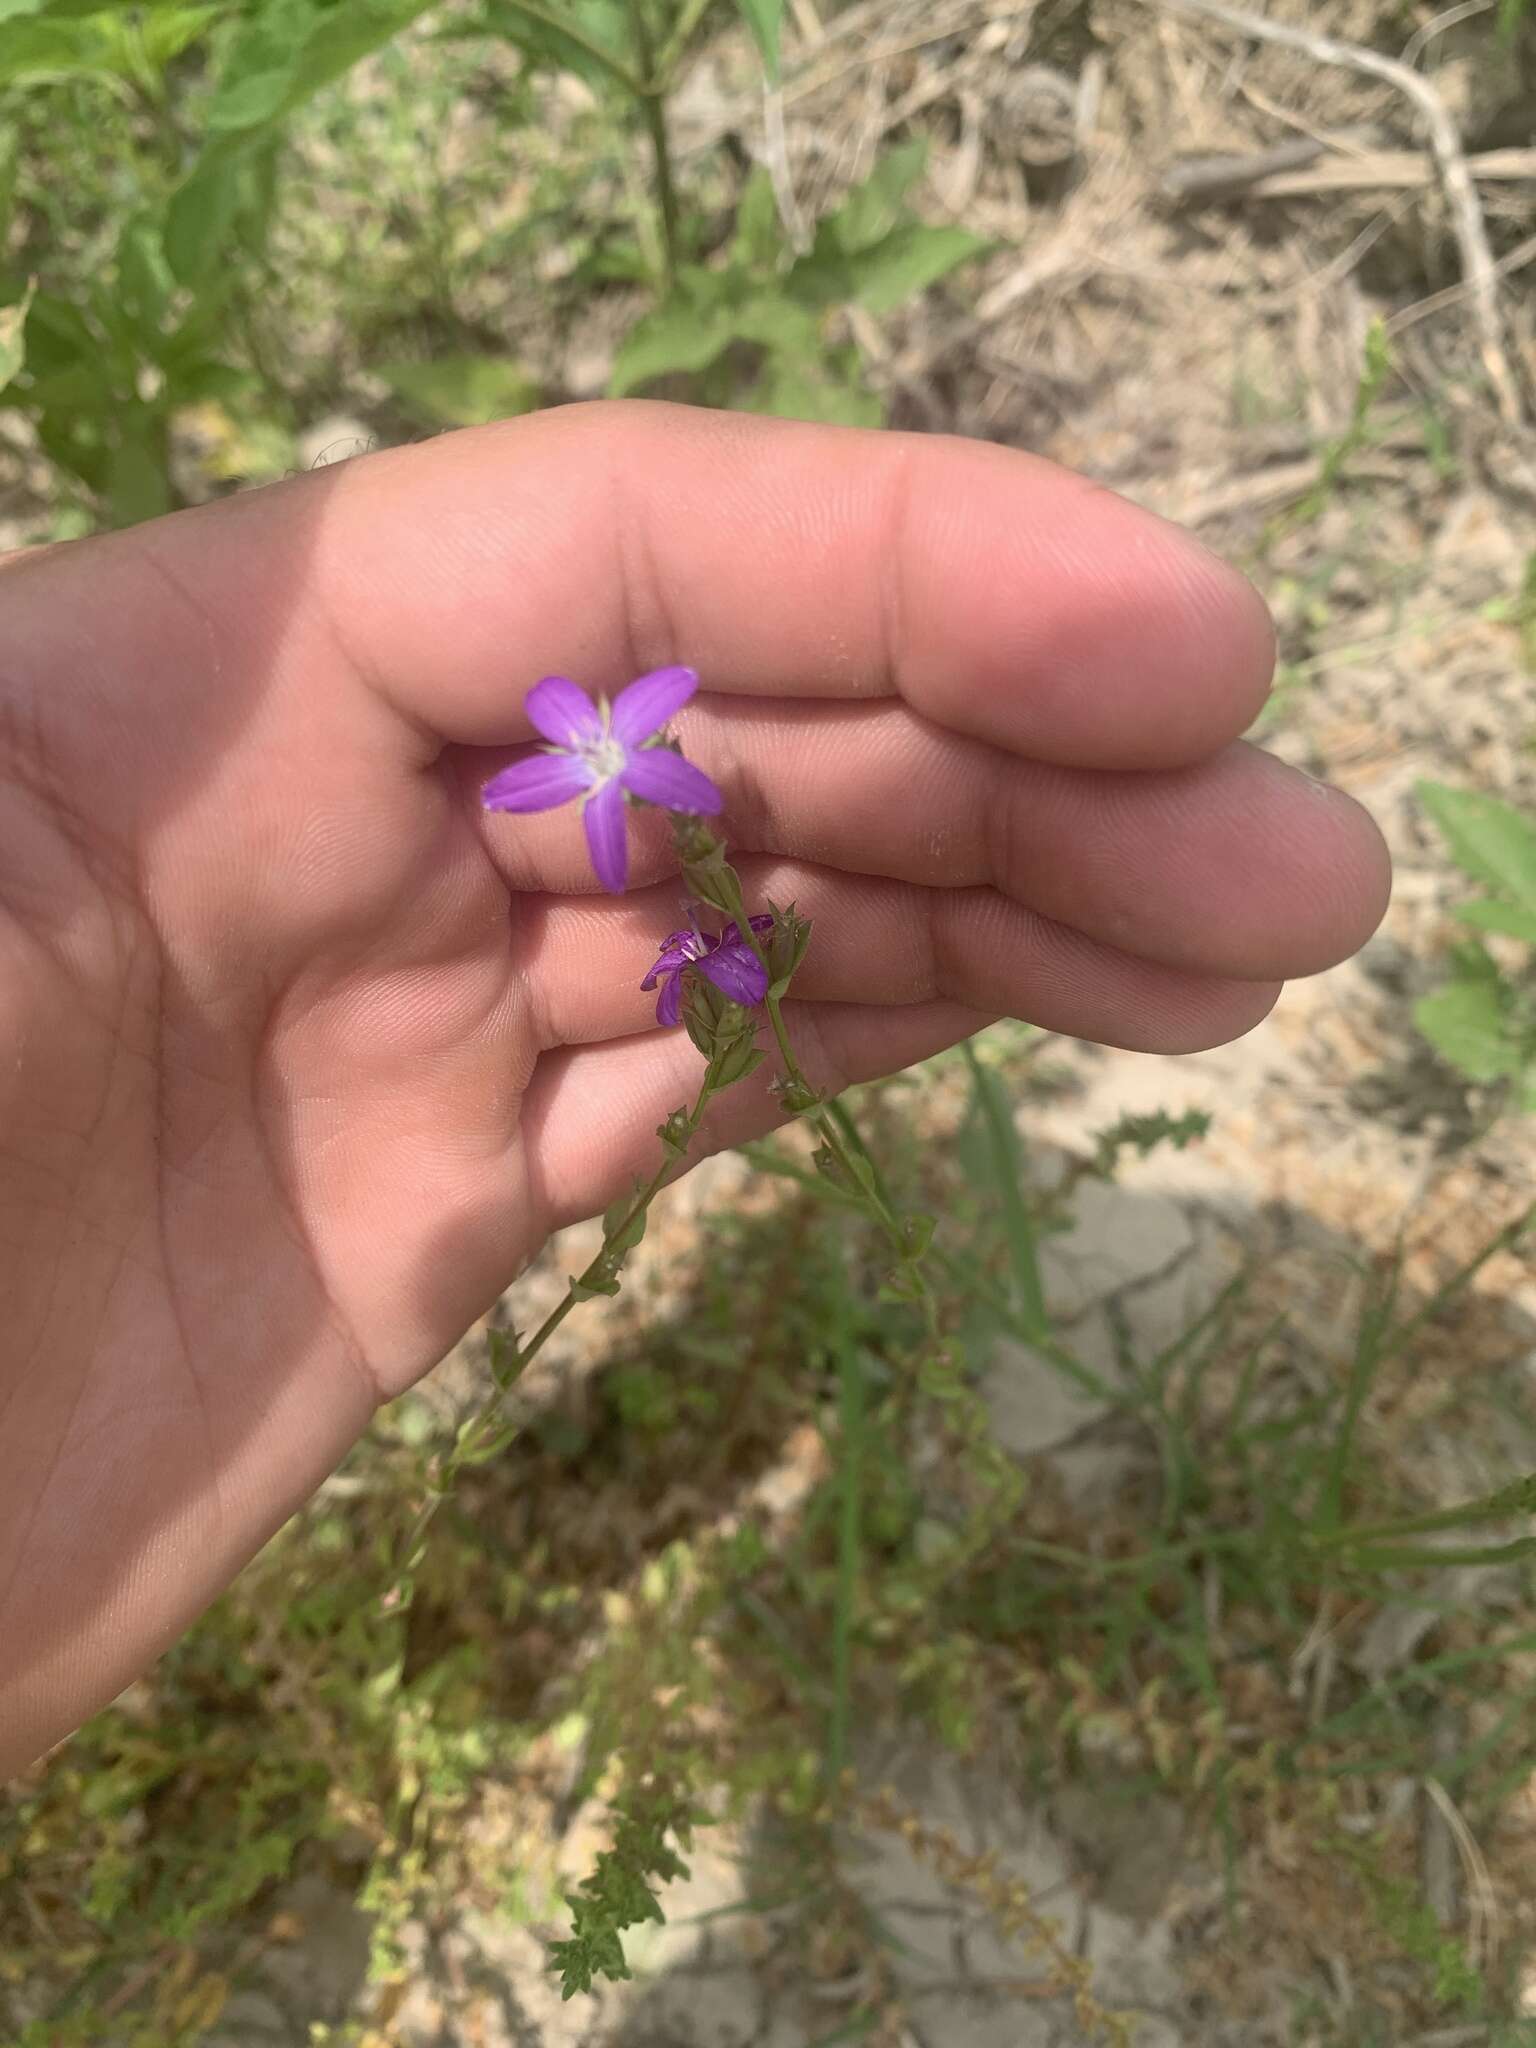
xmin=611 ymin=142 xmax=988 ymax=421
xmin=1415 ymin=779 xmax=1536 ymax=1109
xmin=1 ymin=0 xmax=986 ymax=527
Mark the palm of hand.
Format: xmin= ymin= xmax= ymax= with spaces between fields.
xmin=0 ymin=404 xmax=1389 ymax=1772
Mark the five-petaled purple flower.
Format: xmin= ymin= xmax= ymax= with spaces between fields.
xmin=481 ymin=667 xmax=722 ymax=894
xmin=642 ymin=916 xmax=775 ymax=1028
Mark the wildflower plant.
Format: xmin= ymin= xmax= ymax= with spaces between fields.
xmin=376 ymin=664 xmax=950 ymax=1988
xmin=388 ymin=663 xmax=940 ymax=1607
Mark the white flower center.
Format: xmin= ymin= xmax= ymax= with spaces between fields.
xmin=576 ymin=727 xmax=627 ymax=785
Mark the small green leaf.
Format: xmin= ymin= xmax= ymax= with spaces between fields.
xmin=729 ymin=0 xmax=781 ymax=80
xmin=747 ymin=358 xmax=881 ymax=427
xmin=1453 ymin=897 xmax=1536 ymax=944
xmin=481 ymin=0 xmax=631 ymax=90
xmin=610 ymin=283 xmax=736 ymax=397
xmin=140 ymin=2 xmax=221 ymax=69
xmin=377 ymin=354 xmax=540 ymax=427
xmin=105 ymin=420 xmax=173 ymax=529
xmin=828 ymin=139 xmax=928 ymax=255
xmin=205 ymin=0 xmax=444 ymax=134
xmin=1415 ymin=976 xmax=1524 ymax=1084
xmin=165 ymin=148 xmax=250 ymax=287
xmin=0 ymin=13 xmax=118 ymax=82
xmin=1418 ymin=779 xmax=1536 ymax=912
xmin=0 ymin=280 xmax=34 ymax=396
xmin=114 ymin=216 xmax=174 ymax=345
xmin=842 ymin=222 xmax=990 ymax=315
xmin=731 ymin=167 xmax=782 ymax=272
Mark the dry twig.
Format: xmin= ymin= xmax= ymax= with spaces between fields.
xmin=1166 ymin=145 xmax=1536 ymax=204
xmin=1143 ymin=0 xmax=1525 ymax=423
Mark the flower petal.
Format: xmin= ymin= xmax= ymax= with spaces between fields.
xmin=640 ymin=934 xmax=696 ymax=990
xmin=582 ymin=778 xmax=628 ymax=894
xmin=609 ymin=665 xmax=699 ymax=746
xmin=526 ymin=675 xmax=603 ymax=747
xmin=697 ymin=942 xmax=768 ymax=1008
xmin=482 ymin=750 xmax=594 ymax=813
xmin=620 ymin=746 xmax=723 ymax=816
xmin=655 ymin=972 xmax=683 ymax=1028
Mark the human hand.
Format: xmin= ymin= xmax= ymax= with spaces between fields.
xmin=0 ymin=402 xmax=1389 ymax=1773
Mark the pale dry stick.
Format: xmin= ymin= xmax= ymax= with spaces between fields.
xmin=870 ymin=15 xmax=1020 ymax=143
xmin=782 ymin=0 xmax=1037 ymax=111
xmin=1144 ymin=0 xmax=1524 ymax=424
xmin=1401 ymin=0 xmax=1497 ymax=70
xmin=1237 ymin=75 xmax=1384 ymax=158
xmin=1423 ymin=1775 xmax=1501 ymax=1970
xmin=761 ymin=79 xmax=810 ymax=251
xmin=1388 ymin=226 xmax=1536 ymax=335
xmin=1217 ymin=146 xmax=1536 ymax=200
xmin=1074 ymin=50 xmax=1105 ymax=150
xmin=787 ymin=0 xmax=823 ymax=45
xmin=1288 ymin=199 xmax=1414 ymax=301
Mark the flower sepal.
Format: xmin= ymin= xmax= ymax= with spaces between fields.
xmin=672 ymin=816 xmax=741 ymax=918
xmin=709 ymin=1039 xmax=765 ymax=1089
xmin=601 ymin=1186 xmax=651 ymax=1256
xmin=655 ymin=1107 xmax=693 ymax=1158
xmin=682 ymin=978 xmax=753 ymax=1058
xmin=772 ymin=1074 xmax=823 ymax=1118
xmin=763 ymin=902 xmax=813 ymax=998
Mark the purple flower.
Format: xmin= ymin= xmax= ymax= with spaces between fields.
xmin=481 ymin=667 xmax=723 ymax=893
xmin=641 ymin=915 xmax=775 ymax=1027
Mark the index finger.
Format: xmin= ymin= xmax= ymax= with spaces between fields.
xmin=175 ymin=401 xmax=1276 ymax=770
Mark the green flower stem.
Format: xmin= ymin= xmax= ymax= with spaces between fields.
xmin=734 ymin=924 xmax=941 ymax=1336
xmin=624 ymin=0 xmax=681 ymax=285
xmin=653 ymin=0 xmax=717 ymax=85
xmin=386 ymin=1062 xmax=721 ymax=1605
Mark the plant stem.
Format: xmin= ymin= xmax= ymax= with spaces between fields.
xmin=827 ymin=1284 xmax=863 ymax=1789
xmin=624 ymin=0 xmax=681 ymax=284
xmin=653 ymin=0 xmax=716 ymax=85
xmin=385 ymin=1064 xmax=719 ymax=1604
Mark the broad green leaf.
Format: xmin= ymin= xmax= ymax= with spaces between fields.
xmin=164 ymin=149 xmax=249 ymax=288
xmin=1415 ymin=976 xmax=1524 ymax=1084
xmin=0 ymin=14 xmax=122 ymax=81
xmin=1454 ymin=897 xmax=1536 ymax=944
xmin=377 ymin=354 xmax=540 ymax=427
xmin=7 ymin=0 xmax=222 ymax=15
xmin=480 ymin=0 xmax=631 ymax=90
xmin=37 ymin=403 xmax=111 ymax=493
xmin=611 ymin=275 xmax=826 ymax=397
xmin=0 ymin=281 xmax=34 ymax=396
xmin=106 ymin=420 xmax=174 ymax=528
xmin=205 ymin=0 xmax=445 ymax=134
xmin=610 ymin=284 xmax=737 ymax=396
xmin=729 ymin=0 xmax=781 ymax=80
xmin=827 ymin=138 xmax=927 ymax=256
xmin=723 ymin=292 xmax=822 ymax=357
xmin=139 ymin=2 xmax=221 ymax=68
xmin=0 ymin=124 xmax=17 ymax=242
xmin=16 ymin=289 xmax=98 ymax=378
xmin=1417 ymin=779 xmax=1536 ymax=911
xmin=842 ymin=222 xmax=989 ymax=314
xmin=747 ymin=358 xmax=881 ymax=427
xmin=114 ymin=216 xmax=175 ymax=345
xmin=731 ymin=167 xmax=781 ymax=273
